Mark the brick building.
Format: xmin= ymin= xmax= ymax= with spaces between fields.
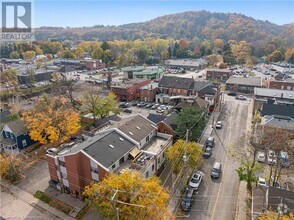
xmin=84 ymin=59 xmax=106 ymax=70
xmin=46 ymin=115 xmax=172 ymax=199
xmin=158 ymin=76 xmax=194 ymax=96
xmin=265 ymin=77 xmax=294 ymax=90
xmin=226 ymin=77 xmax=262 ymax=94
xmin=206 ymin=68 xmax=233 ymax=82
xmin=140 ymin=82 xmax=158 ymax=102
xmin=111 ymin=79 xmax=151 ymax=101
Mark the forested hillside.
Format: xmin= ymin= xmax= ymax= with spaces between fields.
xmin=35 ymin=11 xmax=294 ymax=47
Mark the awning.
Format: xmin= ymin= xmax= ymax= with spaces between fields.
xmin=129 ymin=147 xmax=141 ymax=159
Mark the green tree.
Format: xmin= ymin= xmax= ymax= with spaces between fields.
xmin=82 ymin=89 xmax=101 ymax=122
xmin=59 ymin=50 xmax=76 ymax=59
xmin=9 ymin=51 xmax=20 ymax=59
xmin=22 ymin=50 xmax=36 ymax=62
xmin=134 ymin=47 xmax=151 ymax=64
xmin=102 ymin=49 xmax=113 ymax=63
xmin=174 ymin=107 xmax=206 ymax=141
xmin=92 ymin=46 xmax=103 ymax=59
xmin=0 ymin=154 xmax=22 ymax=183
xmin=96 ymin=92 xmax=120 ymax=118
xmin=101 ymin=41 xmax=110 ymax=51
xmin=167 ymin=139 xmax=203 ymax=175
xmin=83 ymin=170 xmax=173 ymax=220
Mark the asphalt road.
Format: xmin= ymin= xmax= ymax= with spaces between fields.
xmin=187 ymin=94 xmax=251 ymax=220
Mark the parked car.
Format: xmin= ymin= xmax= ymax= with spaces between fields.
xmin=46 ymin=148 xmax=59 ymax=154
xmin=257 ymin=151 xmax=266 ymax=163
xmin=145 ymin=103 xmax=153 ymax=108
xmin=188 ymin=172 xmax=203 ymax=190
xmin=258 ymin=177 xmax=267 ymax=187
xmin=181 ymin=188 xmax=195 ymax=212
xmin=132 ymin=101 xmax=138 ymax=106
xmin=279 ymin=151 xmax=290 ymax=167
xmin=152 ymin=104 xmax=160 ymax=109
xmin=156 ymin=109 xmax=165 ymax=113
xmin=120 ymin=102 xmax=129 ymax=108
xmin=205 ymin=137 xmax=215 ymax=148
xmin=267 ymin=150 xmax=276 ymax=165
xmin=215 ymin=121 xmax=222 ymax=129
xmin=203 ymin=147 xmax=212 ymax=158
xmin=211 ymin=162 xmax=221 ymax=179
xmin=19 ymin=85 xmax=28 ymax=89
xmin=227 ymin=91 xmax=237 ymax=96
xmin=123 ymin=108 xmax=132 ymax=113
xmin=235 ymin=95 xmax=247 ymax=100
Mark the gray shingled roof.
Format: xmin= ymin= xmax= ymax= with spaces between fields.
xmin=163 ymin=111 xmax=178 ymax=131
xmin=5 ymin=119 xmax=27 ymax=136
xmin=158 ymin=76 xmax=194 ymax=90
xmin=147 ymin=114 xmax=167 ymax=124
xmin=193 ymin=81 xmax=213 ymax=91
xmin=226 ymin=77 xmax=262 ymax=87
xmin=268 ymin=186 xmax=294 ymax=216
xmin=175 ymin=97 xmax=209 ymax=109
xmin=262 ymin=115 xmax=294 ymax=131
xmin=118 ymin=115 xmax=156 ymax=143
xmin=83 ymin=130 xmax=136 ymax=169
xmin=261 ymin=104 xmax=294 ymax=118
xmin=95 ymin=115 xmax=121 ymax=129
xmin=0 ymin=109 xmax=12 ymax=124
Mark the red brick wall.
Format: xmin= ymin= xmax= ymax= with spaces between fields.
xmin=157 ymin=122 xmax=174 ymax=137
xmin=46 ymin=155 xmax=58 ymax=182
xmin=268 ymin=81 xmax=294 ymax=90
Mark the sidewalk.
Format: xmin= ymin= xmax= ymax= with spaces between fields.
xmin=1 ymin=180 xmax=74 ymax=220
xmin=167 ymin=105 xmax=222 ymax=215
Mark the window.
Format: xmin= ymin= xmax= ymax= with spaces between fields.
xmin=91 ymin=166 xmax=98 ymax=174
xmin=146 ymin=135 xmax=149 ymax=143
xmin=112 ymin=163 xmax=116 ymax=169
xmin=11 ymin=133 xmax=15 ymax=139
xmin=59 ymin=161 xmax=66 ymax=167
xmin=119 ymin=156 xmax=125 ymax=165
xmin=22 ymin=139 xmax=27 ymax=147
xmin=62 ymin=172 xmax=67 ymax=179
xmin=152 ymin=164 xmax=154 ymax=171
xmin=5 ymin=131 xmax=9 ymax=138
xmin=146 ymin=171 xmax=149 ymax=178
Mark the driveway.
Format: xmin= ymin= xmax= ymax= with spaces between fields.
xmin=16 ymin=158 xmax=51 ymax=195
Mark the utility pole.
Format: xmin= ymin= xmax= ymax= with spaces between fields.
xmin=182 ymin=129 xmax=189 ymax=190
xmin=111 ymin=189 xmax=119 ymax=220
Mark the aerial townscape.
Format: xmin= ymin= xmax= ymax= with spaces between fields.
xmin=0 ymin=1 xmax=294 ymax=220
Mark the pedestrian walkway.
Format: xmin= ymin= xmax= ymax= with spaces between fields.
xmin=1 ymin=180 xmax=74 ymax=220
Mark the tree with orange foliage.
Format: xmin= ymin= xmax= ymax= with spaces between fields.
xmin=83 ymin=170 xmax=174 ymax=220
xmin=21 ymin=94 xmax=80 ymax=144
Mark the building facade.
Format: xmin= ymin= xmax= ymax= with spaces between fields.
xmin=226 ymin=77 xmax=262 ymax=94
xmin=206 ymin=69 xmax=233 ymax=82
xmin=111 ymin=79 xmax=151 ymax=101
xmin=140 ymin=82 xmax=158 ymax=102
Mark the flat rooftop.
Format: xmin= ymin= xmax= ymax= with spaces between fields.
xmin=142 ymin=136 xmax=168 ymax=155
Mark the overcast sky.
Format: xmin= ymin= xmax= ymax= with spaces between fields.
xmin=34 ymin=0 xmax=294 ymax=27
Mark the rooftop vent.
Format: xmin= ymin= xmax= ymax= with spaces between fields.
xmin=119 ymin=137 xmax=124 ymax=141
xmin=109 ymin=144 xmax=114 ymax=149
xmin=136 ymin=126 xmax=141 ymax=130
xmin=129 ymin=132 xmax=133 ymax=136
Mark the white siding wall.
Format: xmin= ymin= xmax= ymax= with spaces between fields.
xmin=63 ymin=178 xmax=69 ymax=187
xmin=59 ymin=156 xmax=65 ymax=162
xmin=60 ymin=166 xmax=67 ymax=174
xmin=139 ymin=129 xmax=156 ymax=148
xmin=91 ymin=173 xmax=99 ymax=181
xmin=54 ymin=158 xmax=58 ymax=166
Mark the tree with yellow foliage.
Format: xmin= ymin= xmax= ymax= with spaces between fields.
xmin=21 ymin=94 xmax=80 ymax=144
xmin=258 ymin=212 xmax=294 ymax=220
xmin=83 ymin=170 xmax=174 ymax=220
xmin=0 ymin=154 xmax=22 ymax=183
xmin=167 ymin=139 xmax=203 ymax=175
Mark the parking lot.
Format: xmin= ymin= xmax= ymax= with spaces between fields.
xmin=119 ymin=101 xmax=174 ymax=119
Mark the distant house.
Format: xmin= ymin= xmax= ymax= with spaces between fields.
xmin=111 ymin=78 xmax=151 ymax=101
xmin=260 ymin=115 xmax=294 ymax=131
xmin=174 ymin=96 xmax=209 ymax=112
xmin=158 ymin=76 xmax=195 ymax=96
xmin=134 ymin=68 xmax=164 ymax=80
xmin=253 ymin=88 xmax=294 ymax=114
xmin=270 ymin=62 xmax=294 ymax=73
xmin=84 ymin=59 xmax=106 ymax=70
xmin=140 ymin=82 xmax=159 ymax=102
xmin=148 ymin=111 xmax=178 ymax=140
xmin=265 ymin=77 xmax=294 ymax=90
xmin=206 ymin=68 xmax=233 ymax=82
xmin=164 ymin=58 xmax=207 ymax=70
xmin=252 ymin=186 xmax=294 ymax=220
xmin=0 ymin=119 xmax=35 ymax=152
xmin=193 ymin=81 xmax=219 ymax=106
xmin=59 ymin=66 xmax=77 ymax=80
xmin=226 ymin=77 xmax=262 ymax=94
